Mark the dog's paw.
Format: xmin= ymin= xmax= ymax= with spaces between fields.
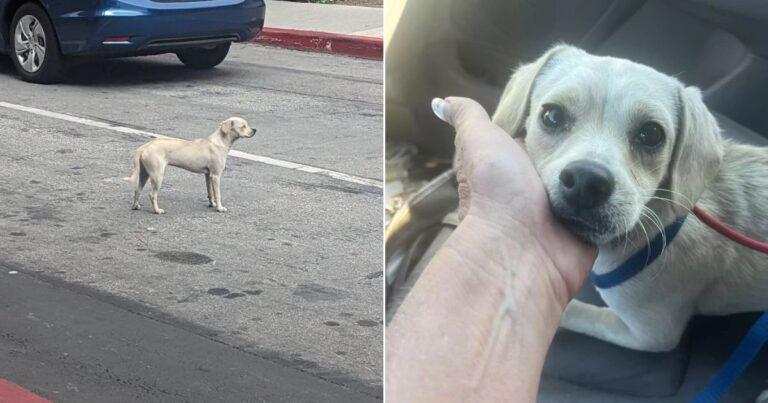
xmin=209 ymin=202 xmax=217 ymax=208
xmin=153 ymin=208 xmax=166 ymax=215
xmin=131 ymin=204 xmax=141 ymax=210
xmin=558 ymin=299 xmax=590 ymax=332
xmin=756 ymin=389 xmax=768 ymax=403
xmin=216 ymin=206 xmax=228 ymax=213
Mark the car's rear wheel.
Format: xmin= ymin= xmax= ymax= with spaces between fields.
xmin=176 ymin=42 xmax=231 ymax=69
xmin=10 ymin=3 xmax=65 ymax=83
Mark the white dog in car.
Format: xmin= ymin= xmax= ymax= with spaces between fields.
xmin=491 ymin=44 xmax=768 ymax=359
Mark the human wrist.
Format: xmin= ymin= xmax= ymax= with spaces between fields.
xmin=387 ymin=210 xmax=593 ymax=402
xmin=460 ymin=195 xmax=597 ymax=298
xmin=390 ymin=214 xmax=571 ymax=401
xmin=442 ymin=214 xmax=572 ymax=327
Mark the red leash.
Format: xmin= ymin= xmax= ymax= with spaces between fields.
xmin=692 ymin=206 xmax=768 ymax=254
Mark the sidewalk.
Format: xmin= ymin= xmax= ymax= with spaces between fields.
xmin=266 ymin=0 xmax=383 ymax=38
xmin=254 ymin=0 xmax=383 ymax=59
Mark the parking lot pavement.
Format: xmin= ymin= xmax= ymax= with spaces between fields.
xmin=0 ymin=44 xmax=382 ymax=399
xmin=0 ymin=43 xmax=382 ymax=179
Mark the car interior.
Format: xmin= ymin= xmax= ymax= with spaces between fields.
xmin=385 ymin=0 xmax=768 ymax=401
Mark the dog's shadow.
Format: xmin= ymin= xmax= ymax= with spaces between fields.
xmin=0 ymin=53 xmax=236 ymax=87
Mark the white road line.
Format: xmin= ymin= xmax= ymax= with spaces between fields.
xmin=0 ymin=101 xmax=383 ymax=189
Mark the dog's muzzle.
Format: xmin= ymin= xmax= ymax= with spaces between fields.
xmin=559 ymin=160 xmax=615 ymax=209
xmin=552 ymin=160 xmax=617 ymax=242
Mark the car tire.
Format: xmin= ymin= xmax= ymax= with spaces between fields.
xmin=176 ymin=42 xmax=231 ymax=69
xmin=9 ymin=3 xmax=65 ymax=84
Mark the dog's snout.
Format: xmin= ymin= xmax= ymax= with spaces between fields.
xmin=251 ymin=128 xmax=257 ymax=135
xmin=559 ymin=160 xmax=615 ymax=210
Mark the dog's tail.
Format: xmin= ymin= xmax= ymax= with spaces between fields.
xmin=122 ymin=149 xmax=143 ymax=186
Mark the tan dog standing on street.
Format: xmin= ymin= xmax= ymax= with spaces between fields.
xmin=123 ymin=117 xmax=256 ymax=214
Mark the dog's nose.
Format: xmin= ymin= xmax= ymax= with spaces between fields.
xmin=251 ymin=128 xmax=257 ymax=135
xmin=559 ymin=160 xmax=615 ymax=210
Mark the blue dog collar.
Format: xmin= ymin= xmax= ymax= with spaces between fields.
xmin=591 ymin=215 xmax=688 ymax=289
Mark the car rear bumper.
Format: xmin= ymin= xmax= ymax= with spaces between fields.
xmin=51 ymin=0 xmax=265 ymax=56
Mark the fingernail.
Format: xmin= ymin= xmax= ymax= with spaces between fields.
xmin=431 ymin=98 xmax=448 ymax=122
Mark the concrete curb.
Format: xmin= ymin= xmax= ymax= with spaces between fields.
xmin=253 ymin=28 xmax=382 ymax=60
xmin=0 ymin=379 xmax=51 ymax=403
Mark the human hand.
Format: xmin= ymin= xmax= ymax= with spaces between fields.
xmin=386 ymin=98 xmax=596 ymax=403
xmin=434 ymin=96 xmax=596 ymax=301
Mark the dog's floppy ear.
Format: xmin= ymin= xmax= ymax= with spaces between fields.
xmin=667 ymin=86 xmax=724 ymax=214
xmin=491 ymin=44 xmax=573 ymax=138
xmin=220 ymin=118 xmax=234 ymax=134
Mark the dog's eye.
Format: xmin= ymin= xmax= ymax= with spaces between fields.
xmin=541 ymin=104 xmax=567 ymax=129
xmin=635 ymin=122 xmax=665 ymax=148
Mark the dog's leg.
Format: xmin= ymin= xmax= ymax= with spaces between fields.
xmin=132 ymin=169 xmax=149 ymax=210
xmin=132 ymin=192 xmax=141 ymax=210
xmin=148 ymin=171 xmax=166 ymax=215
xmin=205 ymin=173 xmax=216 ymax=208
xmin=210 ymin=174 xmax=227 ymax=212
xmin=559 ymin=299 xmax=687 ymax=351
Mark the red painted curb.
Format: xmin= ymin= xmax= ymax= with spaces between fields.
xmin=253 ymin=27 xmax=382 ymax=60
xmin=0 ymin=380 xmax=51 ymax=403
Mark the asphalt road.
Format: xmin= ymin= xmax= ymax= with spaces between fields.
xmin=0 ymin=44 xmax=382 ymax=401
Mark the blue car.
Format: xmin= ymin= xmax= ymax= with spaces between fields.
xmin=0 ymin=0 xmax=266 ymax=83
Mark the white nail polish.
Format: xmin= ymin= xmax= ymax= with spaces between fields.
xmin=431 ymin=98 xmax=447 ymax=122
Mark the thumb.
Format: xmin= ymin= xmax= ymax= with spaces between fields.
xmin=431 ymin=97 xmax=492 ymax=133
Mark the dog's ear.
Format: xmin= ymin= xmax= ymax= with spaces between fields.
xmin=667 ymin=86 xmax=724 ymax=214
xmin=220 ymin=118 xmax=234 ymax=134
xmin=491 ymin=44 xmax=574 ymax=138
